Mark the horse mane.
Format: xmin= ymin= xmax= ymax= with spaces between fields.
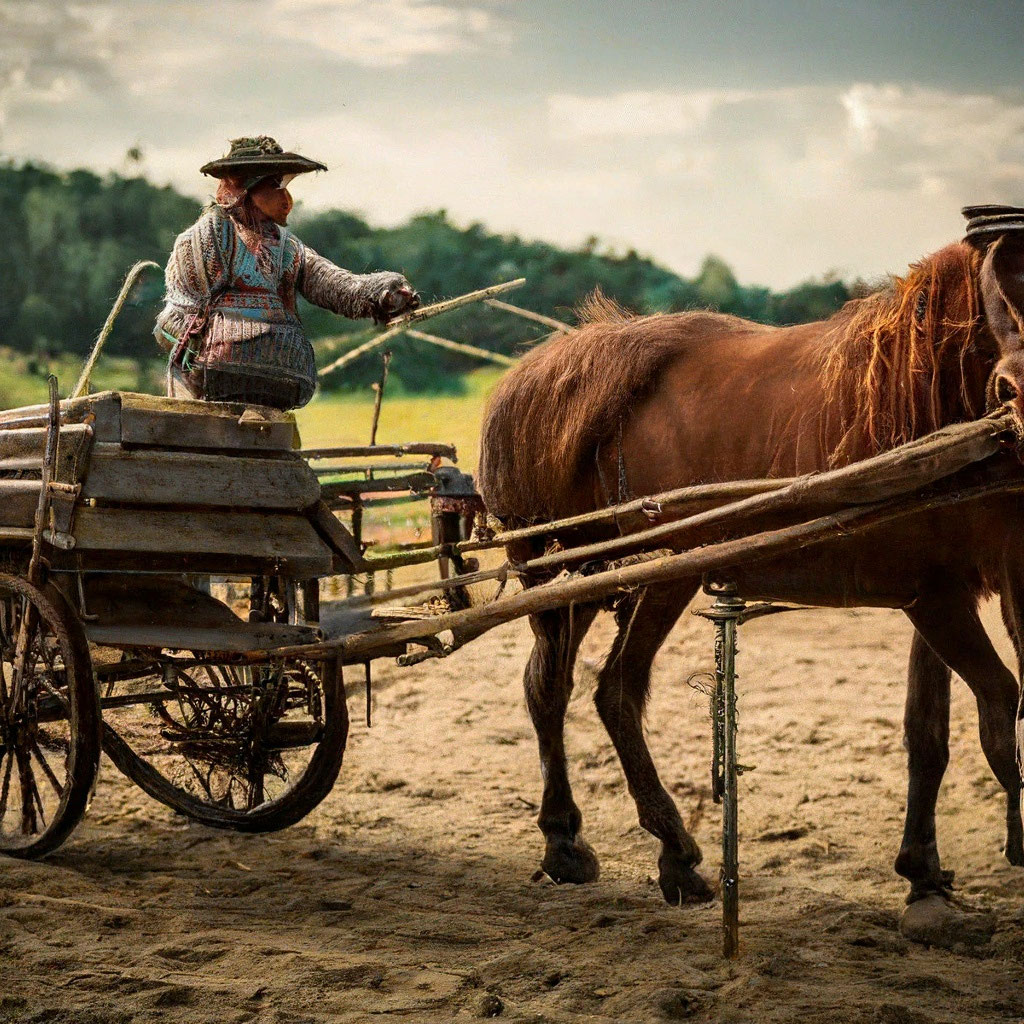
xmin=478 ymin=292 xmax=758 ymax=520
xmin=820 ymin=242 xmax=986 ymax=462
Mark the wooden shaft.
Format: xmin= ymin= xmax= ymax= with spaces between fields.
xmin=252 ymin=468 xmax=1024 ymax=665
xmin=404 ymin=329 xmax=518 ymax=367
xmin=470 ymin=479 xmax=797 ymax=551
xmin=524 ymin=410 xmax=1014 ymax=573
xmin=72 ymin=261 xmax=161 ymax=399
xmin=302 ymin=443 xmax=457 ymax=460
xmin=483 ymin=298 xmax=572 ymax=333
xmin=317 ymin=278 xmax=525 ymax=377
xmin=360 ymin=479 xmax=798 ymax=573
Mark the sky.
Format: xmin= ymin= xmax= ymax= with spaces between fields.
xmin=2 ymin=0 xmax=1024 ymax=288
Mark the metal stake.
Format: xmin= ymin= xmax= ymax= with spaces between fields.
xmin=698 ymin=588 xmax=802 ymax=957
xmin=698 ymin=580 xmax=745 ymax=959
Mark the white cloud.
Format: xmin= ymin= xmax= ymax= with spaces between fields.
xmin=546 ymin=83 xmax=1024 ymax=200
xmin=3 ymin=0 xmax=1023 ymax=290
xmin=548 ymin=89 xmax=760 ymax=139
xmin=272 ymin=0 xmax=510 ymax=68
xmin=0 ymin=0 xmax=113 ymax=123
xmin=839 ymin=83 xmax=1024 ymax=196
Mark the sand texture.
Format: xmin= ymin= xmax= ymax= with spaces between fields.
xmin=1 ymin=600 xmax=1022 ymax=1023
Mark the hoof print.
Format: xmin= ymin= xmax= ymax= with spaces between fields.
xmin=899 ymin=894 xmax=995 ymax=949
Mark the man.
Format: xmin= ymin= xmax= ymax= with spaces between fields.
xmin=155 ymin=135 xmax=418 ymax=409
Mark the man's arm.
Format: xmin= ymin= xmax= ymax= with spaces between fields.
xmin=298 ymin=246 xmax=419 ymax=325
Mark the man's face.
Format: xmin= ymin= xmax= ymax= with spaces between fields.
xmin=249 ymin=175 xmax=294 ymax=226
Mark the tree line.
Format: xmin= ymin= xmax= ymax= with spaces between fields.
xmin=0 ymin=160 xmax=856 ymax=393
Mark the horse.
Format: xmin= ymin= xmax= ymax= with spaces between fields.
xmin=478 ymin=227 xmax=1024 ymax=929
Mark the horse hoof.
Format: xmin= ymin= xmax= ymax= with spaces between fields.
xmin=899 ymin=894 xmax=995 ymax=949
xmin=658 ymin=855 xmax=714 ymax=906
xmin=541 ymin=836 xmax=600 ymax=885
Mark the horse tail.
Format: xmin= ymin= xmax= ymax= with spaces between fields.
xmin=479 ymin=294 xmax=720 ymax=523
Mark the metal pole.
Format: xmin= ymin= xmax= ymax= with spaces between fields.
xmin=700 ymin=581 xmax=745 ymax=958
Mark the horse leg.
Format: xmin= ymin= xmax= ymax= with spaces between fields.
xmin=906 ymin=588 xmax=1023 ymax=873
xmin=893 ymin=628 xmax=953 ymax=899
xmin=997 ymin=578 xmax=1024 ymax=865
xmin=593 ymin=581 xmax=713 ymax=905
xmin=525 ymin=603 xmax=600 ymax=884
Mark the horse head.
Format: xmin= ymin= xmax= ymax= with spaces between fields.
xmin=965 ymin=205 xmax=1024 ymax=421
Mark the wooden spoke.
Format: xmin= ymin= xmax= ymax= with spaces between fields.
xmin=0 ymin=750 xmax=13 ymax=822
xmin=30 ymin=740 xmax=64 ymax=798
xmin=16 ymin=748 xmax=37 ymax=835
xmin=101 ymin=653 xmax=348 ymax=833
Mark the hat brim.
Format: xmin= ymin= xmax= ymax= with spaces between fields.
xmin=962 ymin=204 xmax=1024 ymax=244
xmin=200 ymin=152 xmax=327 ymax=179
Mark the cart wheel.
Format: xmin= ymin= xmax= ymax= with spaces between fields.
xmin=101 ymin=655 xmax=347 ymax=832
xmin=0 ymin=575 xmax=100 ymax=858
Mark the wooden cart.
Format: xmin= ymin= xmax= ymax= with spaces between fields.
xmin=0 ymin=386 xmax=460 ymax=857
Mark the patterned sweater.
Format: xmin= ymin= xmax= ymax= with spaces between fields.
xmin=155 ymin=205 xmax=405 ymax=408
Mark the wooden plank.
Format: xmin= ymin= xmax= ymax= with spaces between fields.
xmin=311 ymin=462 xmax=432 ymax=476
xmin=118 ymin=393 xmax=297 ymax=451
xmin=307 ymin=500 xmax=365 ymax=571
xmin=302 ymin=443 xmax=457 ymax=460
xmin=320 ymin=472 xmax=435 ymax=499
xmin=86 ymin=620 xmax=321 ymax=653
xmin=0 ymin=480 xmax=42 ymax=528
xmin=82 ymin=445 xmax=320 ymax=509
xmin=0 ymin=423 xmax=94 ymax=484
xmin=69 ymin=507 xmax=333 ymax=574
xmin=0 ymin=393 xmax=120 ymax=442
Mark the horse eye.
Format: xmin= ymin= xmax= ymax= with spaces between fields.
xmin=914 ymin=291 xmax=928 ymax=323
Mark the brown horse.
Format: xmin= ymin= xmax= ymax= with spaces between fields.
xmin=479 ymin=231 xmax=1024 ymax=919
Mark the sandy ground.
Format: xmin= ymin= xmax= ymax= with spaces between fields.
xmin=1 ymin=597 xmax=1023 ymax=1024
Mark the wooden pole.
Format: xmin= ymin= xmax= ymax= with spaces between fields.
xmin=317 ymin=278 xmax=526 ymax=378
xmin=72 ymin=260 xmax=161 ymax=399
xmin=483 ymin=298 xmax=572 ymax=334
xmin=252 ymin=465 xmax=1024 ymax=665
xmin=404 ymin=329 xmax=518 ymax=367
xmin=369 ymin=351 xmax=391 ymax=447
xmin=523 ymin=410 xmax=1015 ymax=574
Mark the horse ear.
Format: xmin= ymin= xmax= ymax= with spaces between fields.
xmin=980 ymin=236 xmax=1024 ymax=353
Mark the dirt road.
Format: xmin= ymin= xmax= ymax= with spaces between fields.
xmin=1 ymin=600 xmax=1022 ymax=1023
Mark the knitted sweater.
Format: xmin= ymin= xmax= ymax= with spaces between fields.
xmin=155 ymin=205 xmax=406 ymax=408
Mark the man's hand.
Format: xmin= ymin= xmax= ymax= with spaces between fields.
xmin=372 ymin=274 xmax=420 ymax=325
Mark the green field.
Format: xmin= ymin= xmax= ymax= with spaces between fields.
xmin=295 ymin=367 xmax=502 ymax=473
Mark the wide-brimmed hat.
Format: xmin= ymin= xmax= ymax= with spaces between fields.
xmin=963 ymin=204 xmax=1024 ymax=246
xmin=200 ymin=135 xmax=327 ymax=187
